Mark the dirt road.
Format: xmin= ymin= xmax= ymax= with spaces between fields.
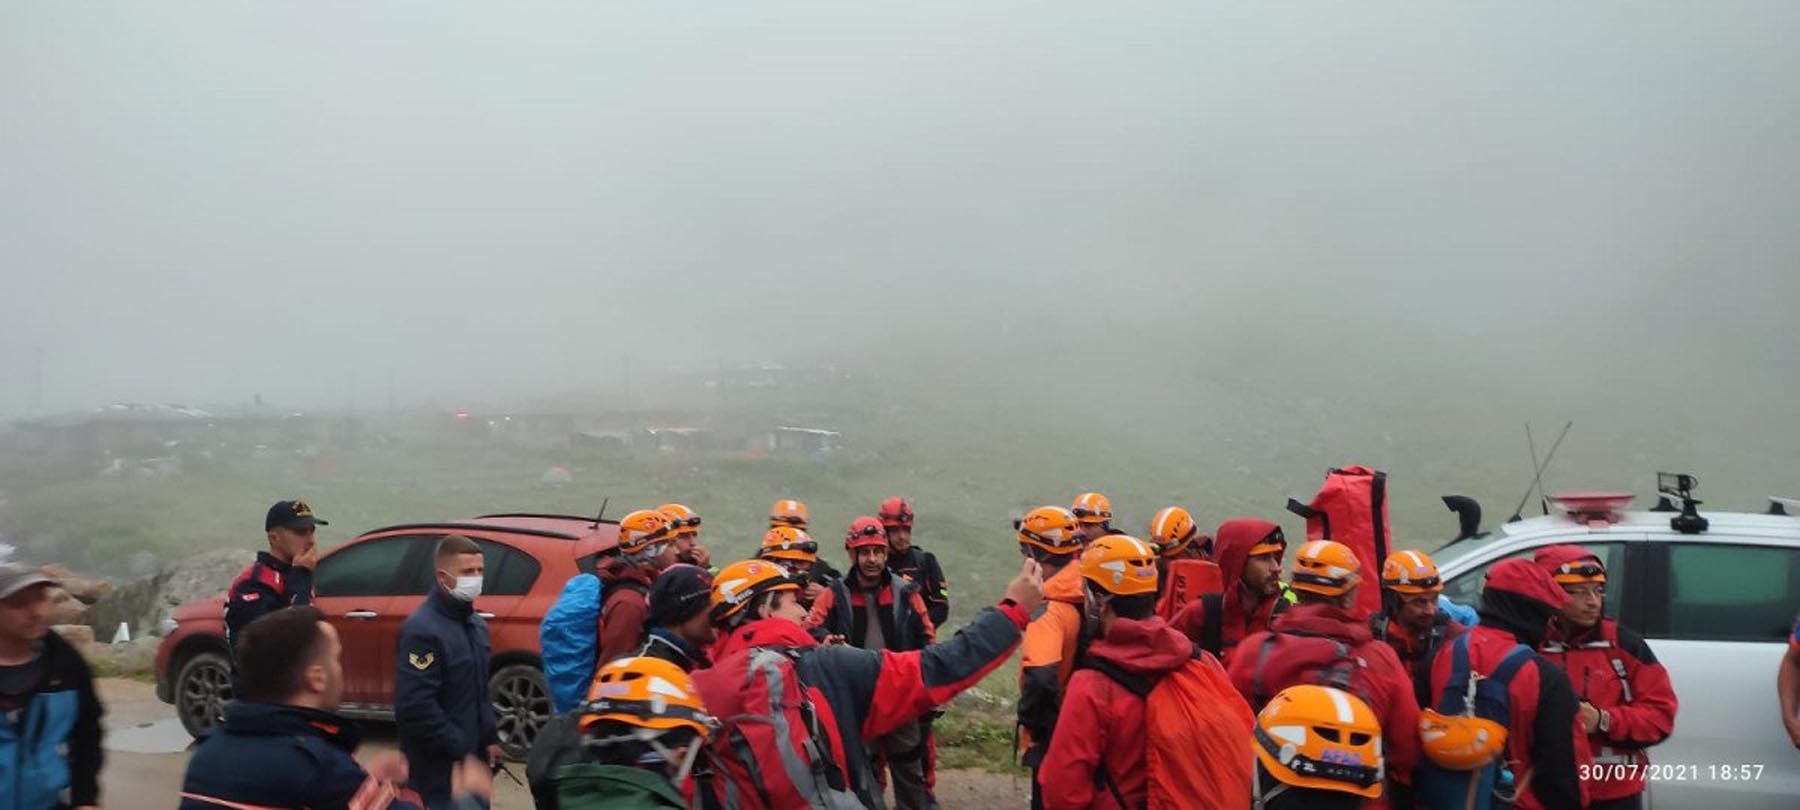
xmin=96 ymin=679 xmax=1026 ymax=809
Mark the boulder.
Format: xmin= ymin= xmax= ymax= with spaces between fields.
xmin=39 ymin=564 xmax=115 ymax=605
xmin=47 ymin=588 xmax=89 ymax=626
xmin=86 ymin=548 xmax=251 ymax=638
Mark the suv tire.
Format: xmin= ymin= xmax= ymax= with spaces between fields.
xmin=489 ymin=663 xmax=551 ymax=760
xmin=175 ymin=650 xmax=233 ymax=739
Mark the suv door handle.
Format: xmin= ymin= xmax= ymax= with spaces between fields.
xmin=345 ymin=610 xmax=379 ymax=620
xmin=477 ymin=611 xmax=496 ymax=620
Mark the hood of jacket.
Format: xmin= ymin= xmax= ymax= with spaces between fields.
xmin=1214 ymin=518 xmax=1284 ymax=594
xmin=1085 ymin=616 xmax=1194 ymax=676
xmin=1043 ymin=560 xmax=1086 ymax=605
xmin=1270 ymin=602 xmax=1373 ymax=646
xmin=599 ymin=555 xmax=658 ymax=589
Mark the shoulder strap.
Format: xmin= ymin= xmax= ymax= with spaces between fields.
xmin=1096 ymin=764 xmax=1142 ymax=810
xmin=1489 ymin=643 xmax=1535 ymax=687
xmin=1200 ymin=592 xmax=1224 ymax=655
xmin=1438 ymin=633 xmax=1475 ymax=712
xmin=1081 ymin=656 xmax=1156 ymax=700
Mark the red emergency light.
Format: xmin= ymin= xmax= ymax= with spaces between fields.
xmin=1548 ymin=492 xmax=1635 ymax=526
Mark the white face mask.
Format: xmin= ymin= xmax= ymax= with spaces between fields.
xmin=449 ymin=574 xmax=483 ymax=602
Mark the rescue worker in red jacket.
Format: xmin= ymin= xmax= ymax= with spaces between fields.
xmin=1370 ymin=550 xmax=1466 ymax=708
xmin=1427 ymin=558 xmax=1591 ymax=810
xmin=1013 ymin=505 xmax=1087 ymax=810
xmin=817 ymin=517 xmax=938 ymax=809
xmin=1535 ymin=545 xmax=1677 ymax=810
xmin=1171 ymin=518 xmax=1289 ymax=660
xmin=692 ymin=556 xmax=1044 ymax=808
xmin=882 ymin=497 xmax=950 ymax=627
xmin=1038 ymin=536 xmax=1233 ymax=810
xmin=656 ymin=503 xmax=712 ymax=570
xmin=596 ymin=509 xmax=685 ymax=665
xmin=1226 ymin=540 xmax=1421 ymax=807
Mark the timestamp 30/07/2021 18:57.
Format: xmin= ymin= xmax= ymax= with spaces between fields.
xmin=1578 ymin=763 xmax=1767 ymax=783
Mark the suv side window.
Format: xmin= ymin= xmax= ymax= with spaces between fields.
xmin=474 ymin=539 xmax=541 ymax=596
xmin=1441 ymin=542 xmax=1626 ymax=618
xmin=315 ymin=535 xmax=436 ymax=597
xmin=1660 ymin=543 xmax=1800 ymax=642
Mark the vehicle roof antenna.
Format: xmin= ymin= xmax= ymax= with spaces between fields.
xmin=592 ymin=497 xmax=609 ymax=529
xmin=1507 ymin=420 xmax=1573 ymax=522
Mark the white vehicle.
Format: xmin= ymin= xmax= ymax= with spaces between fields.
xmin=1432 ymin=476 xmax=1800 ymax=809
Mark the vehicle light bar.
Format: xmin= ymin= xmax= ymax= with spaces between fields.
xmin=1548 ymin=492 xmax=1635 ymax=526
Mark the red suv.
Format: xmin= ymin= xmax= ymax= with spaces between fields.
xmin=155 ymin=513 xmax=617 ymax=758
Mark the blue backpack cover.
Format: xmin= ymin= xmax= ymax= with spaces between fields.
xmin=541 ymin=573 xmax=603 ymax=714
xmin=1415 ymin=634 xmax=1533 ymax=810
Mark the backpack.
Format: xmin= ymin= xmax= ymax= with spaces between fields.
xmin=541 ymin=574 xmax=645 ymax=714
xmin=1155 ymin=559 xmax=1223 ymax=623
xmin=691 ymin=646 xmax=863 ymax=809
xmin=1082 ymin=646 xmax=1255 ymax=810
xmin=1241 ymin=631 xmax=1372 ymax=712
xmin=526 ymin=710 xmax=588 ymax=810
xmin=1286 ymin=465 xmax=1391 ymax=618
xmin=1414 ymin=634 xmax=1534 ymax=810
xmin=1196 ymin=591 xmax=1291 ymax=658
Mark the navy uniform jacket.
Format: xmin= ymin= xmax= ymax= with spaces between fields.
xmin=394 ymin=588 xmax=497 ymax=807
xmin=225 ymin=551 xmax=314 ymax=645
xmin=178 ymin=702 xmax=389 ymax=810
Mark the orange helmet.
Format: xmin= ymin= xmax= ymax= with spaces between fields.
xmin=1536 ymin=544 xmax=1607 ymax=586
xmin=1254 ymin=685 xmax=1384 ymax=799
xmin=580 ymin=655 xmax=717 ymax=738
xmin=1380 ymin=550 xmax=1442 ymax=595
xmin=1079 ymin=535 xmax=1159 ymax=597
xmin=1017 ymin=506 xmax=1082 ymax=556
xmin=1289 ymin=540 xmax=1362 ymax=598
xmin=759 ymin=526 xmax=819 ymax=563
xmin=1249 ymin=526 xmax=1288 ymax=559
xmin=618 ymin=509 xmax=678 ymax=556
xmin=1418 ymin=708 xmax=1508 ymax=771
xmin=1071 ymin=492 xmax=1113 ymax=525
xmin=845 ymin=516 xmax=888 ymax=551
xmin=769 ymin=499 xmax=809 ymax=529
xmin=878 ymin=497 xmax=914 ymax=529
xmin=1148 ymin=506 xmax=1200 ymax=558
xmin=709 ymin=559 xmax=799 ymax=625
xmin=657 ymin=503 xmax=702 ymax=539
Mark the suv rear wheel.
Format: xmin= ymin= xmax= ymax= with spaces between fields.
xmin=489 ymin=663 xmax=550 ymax=760
xmin=175 ymin=650 xmax=233 ymax=739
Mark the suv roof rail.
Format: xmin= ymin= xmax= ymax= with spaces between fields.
xmin=364 ymin=521 xmax=582 ymax=540
xmin=476 ymin=512 xmax=620 ymax=525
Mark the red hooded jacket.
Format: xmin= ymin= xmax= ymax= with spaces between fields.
xmin=1535 ymin=545 xmax=1677 ymax=802
xmin=1227 ymin=602 xmax=1422 ymax=805
xmin=1171 ymin=518 xmax=1287 ymax=662
xmin=1038 ymin=616 xmax=1195 ymax=810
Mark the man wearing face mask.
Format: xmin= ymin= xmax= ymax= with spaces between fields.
xmin=396 ymin=535 xmax=502 ymax=810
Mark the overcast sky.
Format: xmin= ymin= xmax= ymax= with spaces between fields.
xmin=4 ymin=2 xmax=1798 ymax=419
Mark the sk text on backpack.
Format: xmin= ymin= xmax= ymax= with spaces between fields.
xmin=1083 ymin=646 xmax=1255 ymax=810
xmin=693 ymin=647 xmax=863 ymax=809
xmin=1287 ymin=465 xmax=1391 ymax=617
xmin=1154 ymin=559 xmax=1223 ymax=623
xmin=1415 ymin=634 xmax=1534 ymax=810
